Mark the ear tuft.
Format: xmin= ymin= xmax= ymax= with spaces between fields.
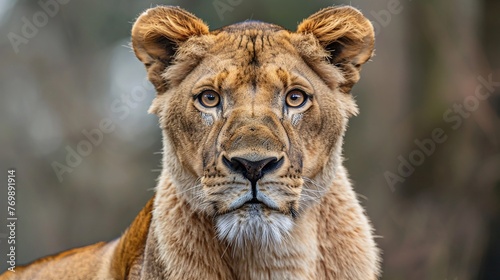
xmin=131 ymin=6 xmax=209 ymax=92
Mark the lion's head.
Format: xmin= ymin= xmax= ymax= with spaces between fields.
xmin=131 ymin=6 xmax=374 ymax=249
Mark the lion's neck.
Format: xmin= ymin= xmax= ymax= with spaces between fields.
xmin=141 ymin=179 xmax=321 ymax=279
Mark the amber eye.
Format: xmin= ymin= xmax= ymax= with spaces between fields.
xmin=285 ymin=90 xmax=308 ymax=108
xmin=198 ymin=90 xmax=220 ymax=108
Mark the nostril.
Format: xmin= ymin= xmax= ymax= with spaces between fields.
xmin=222 ymin=155 xmax=235 ymax=170
xmin=223 ymin=155 xmax=246 ymax=173
xmin=262 ymin=157 xmax=284 ymax=174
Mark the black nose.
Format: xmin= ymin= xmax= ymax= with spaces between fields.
xmin=223 ymin=156 xmax=283 ymax=183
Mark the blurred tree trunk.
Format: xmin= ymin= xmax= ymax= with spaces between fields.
xmin=380 ymin=0 xmax=500 ymax=279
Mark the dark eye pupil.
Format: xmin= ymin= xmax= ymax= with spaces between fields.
xmin=199 ymin=91 xmax=220 ymax=107
xmin=286 ymin=90 xmax=307 ymax=108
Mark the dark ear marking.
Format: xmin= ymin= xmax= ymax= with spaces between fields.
xmin=325 ymin=41 xmax=343 ymax=64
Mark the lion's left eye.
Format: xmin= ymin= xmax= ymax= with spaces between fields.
xmin=198 ymin=90 xmax=220 ymax=108
xmin=285 ymin=90 xmax=308 ymax=108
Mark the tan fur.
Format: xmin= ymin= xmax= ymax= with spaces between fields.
xmin=0 ymin=5 xmax=380 ymax=279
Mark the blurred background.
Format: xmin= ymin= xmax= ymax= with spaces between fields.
xmin=0 ymin=0 xmax=499 ymax=279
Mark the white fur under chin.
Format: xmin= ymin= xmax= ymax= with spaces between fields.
xmin=215 ymin=206 xmax=294 ymax=250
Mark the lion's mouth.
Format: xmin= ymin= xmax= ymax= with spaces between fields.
xmin=224 ymin=191 xmax=280 ymax=214
xmin=246 ymin=197 xmax=262 ymax=204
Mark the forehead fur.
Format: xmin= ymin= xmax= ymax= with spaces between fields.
xmin=163 ymin=21 xmax=344 ymax=90
xmin=216 ymin=20 xmax=284 ymax=33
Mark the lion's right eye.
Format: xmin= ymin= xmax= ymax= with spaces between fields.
xmin=198 ymin=90 xmax=220 ymax=108
xmin=285 ymin=89 xmax=308 ymax=108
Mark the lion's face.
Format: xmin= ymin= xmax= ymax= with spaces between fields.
xmin=132 ymin=6 xmax=374 ymax=248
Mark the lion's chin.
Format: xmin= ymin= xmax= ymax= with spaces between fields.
xmin=215 ymin=204 xmax=294 ymax=249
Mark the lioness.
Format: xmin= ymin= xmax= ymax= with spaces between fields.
xmin=1 ymin=5 xmax=380 ymax=279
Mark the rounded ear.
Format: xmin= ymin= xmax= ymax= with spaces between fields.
xmin=297 ymin=6 xmax=374 ymax=67
xmin=131 ymin=6 xmax=209 ymax=92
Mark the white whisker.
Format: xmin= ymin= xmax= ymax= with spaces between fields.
xmin=176 ymin=183 xmax=203 ymax=196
